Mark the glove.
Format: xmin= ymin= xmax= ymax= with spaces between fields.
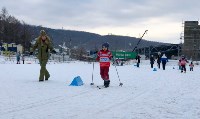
xmin=51 ymin=50 xmax=56 ymax=54
xmin=30 ymin=52 xmax=33 ymax=55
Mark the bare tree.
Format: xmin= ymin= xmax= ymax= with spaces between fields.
xmin=0 ymin=7 xmax=32 ymax=53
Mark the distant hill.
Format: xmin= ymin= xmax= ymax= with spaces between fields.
xmin=0 ymin=7 xmax=169 ymax=52
xmin=29 ymin=26 xmax=169 ymax=51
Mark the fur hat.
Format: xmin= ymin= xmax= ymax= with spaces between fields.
xmin=40 ymin=30 xmax=46 ymax=36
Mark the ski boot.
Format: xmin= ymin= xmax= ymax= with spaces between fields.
xmin=45 ymin=75 xmax=50 ymax=81
xmin=104 ymin=80 xmax=110 ymax=88
xmin=39 ymin=79 xmax=44 ymax=82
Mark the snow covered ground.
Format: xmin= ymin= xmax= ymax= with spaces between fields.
xmin=0 ymin=56 xmax=200 ymax=119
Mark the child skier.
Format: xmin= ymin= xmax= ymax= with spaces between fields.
xmin=189 ymin=62 xmax=194 ymax=71
xmin=96 ymin=42 xmax=112 ymax=88
xmin=179 ymin=55 xmax=188 ymax=73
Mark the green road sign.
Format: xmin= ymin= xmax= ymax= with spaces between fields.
xmin=112 ymin=51 xmax=137 ymax=59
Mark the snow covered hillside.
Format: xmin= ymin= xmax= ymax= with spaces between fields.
xmin=0 ymin=56 xmax=200 ymax=119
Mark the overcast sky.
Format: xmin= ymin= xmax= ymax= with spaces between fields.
xmin=1 ymin=0 xmax=200 ymax=43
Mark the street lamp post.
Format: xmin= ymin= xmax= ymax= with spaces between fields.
xmin=132 ymin=30 xmax=148 ymax=52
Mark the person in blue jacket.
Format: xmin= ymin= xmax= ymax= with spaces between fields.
xmin=161 ymin=54 xmax=168 ymax=70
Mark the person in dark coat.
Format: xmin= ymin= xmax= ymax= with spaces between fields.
xmin=161 ymin=54 xmax=168 ymax=70
xmin=135 ymin=54 xmax=141 ymax=67
xmin=157 ymin=52 xmax=161 ymax=69
xmin=150 ymin=55 xmax=155 ymax=68
xmin=22 ymin=55 xmax=25 ymax=64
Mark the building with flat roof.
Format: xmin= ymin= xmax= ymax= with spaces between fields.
xmin=183 ymin=21 xmax=200 ymax=60
xmin=0 ymin=43 xmax=23 ymax=54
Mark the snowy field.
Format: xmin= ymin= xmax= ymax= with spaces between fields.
xmin=0 ymin=56 xmax=200 ymax=119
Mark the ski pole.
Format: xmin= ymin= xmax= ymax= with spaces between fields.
xmin=114 ymin=64 xmax=123 ymax=87
xmin=90 ymin=62 xmax=95 ymax=85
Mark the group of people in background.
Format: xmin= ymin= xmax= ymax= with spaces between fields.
xmin=179 ymin=55 xmax=194 ymax=73
xmin=136 ymin=52 xmax=194 ymax=73
xmin=135 ymin=52 xmax=169 ymax=70
xmin=149 ymin=52 xmax=168 ymax=70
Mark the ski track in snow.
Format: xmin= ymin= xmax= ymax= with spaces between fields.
xmin=0 ymin=89 xmax=92 ymax=115
xmin=0 ymin=82 xmax=160 ymax=119
xmin=81 ymin=77 xmax=168 ymax=119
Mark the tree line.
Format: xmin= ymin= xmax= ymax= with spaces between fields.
xmin=0 ymin=7 xmax=169 ymax=60
xmin=0 ymin=7 xmax=32 ymax=52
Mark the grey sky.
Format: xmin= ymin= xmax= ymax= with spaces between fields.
xmin=1 ymin=0 xmax=200 ymax=43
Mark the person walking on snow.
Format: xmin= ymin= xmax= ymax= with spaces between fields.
xmin=161 ymin=54 xmax=168 ymax=70
xmin=16 ymin=52 xmax=21 ymax=64
xmin=179 ymin=55 xmax=188 ymax=73
xmin=157 ymin=52 xmax=161 ymax=69
xmin=30 ymin=30 xmax=56 ymax=82
xmin=96 ymin=42 xmax=112 ymax=88
xmin=22 ymin=55 xmax=25 ymax=64
xmin=135 ymin=54 xmax=141 ymax=67
xmin=189 ymin=61 xmax=194 ymax=71
xmin=150 ymin=55 xmax=155 ymax=68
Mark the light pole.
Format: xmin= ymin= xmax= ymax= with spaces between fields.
xmin=179 ymin=32 xmax=184 ymax=58
xmin=132 ymin=30 xmax=148 ymax=52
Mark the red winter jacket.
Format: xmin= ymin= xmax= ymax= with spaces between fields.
xmin=189 ymin=64 xmax=194 ymax=67
xmin=96 ymin=49 xmax=112 ymax=67
xmin=179 ymin=58 xmax=188 ymax=66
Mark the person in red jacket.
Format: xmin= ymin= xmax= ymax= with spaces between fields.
xmin=96 ymin=42 xmax=112 ymax=88
xmin=179 ymin=55 xmax=188 ymax=73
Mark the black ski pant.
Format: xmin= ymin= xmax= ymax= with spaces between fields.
xmin=162 ymin=63 xmax=166 ymax=70
xmin=150 ymin=63 xmax=154 ymax=68
xmin=181 ymin=65 xmax=186 ymax=72
xmin=157 ymin=62 xmax=160 ymax=69
xmin=137 ymin=63 xmax=140 ymax=67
